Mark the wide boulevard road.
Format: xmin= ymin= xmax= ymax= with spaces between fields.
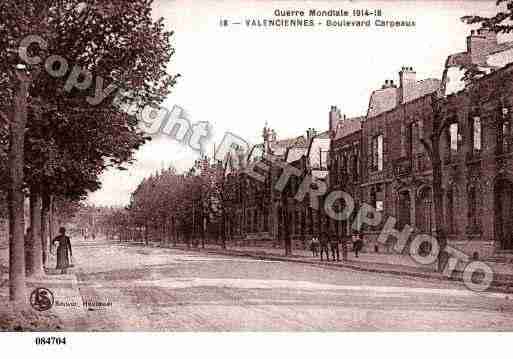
xmin=71 ymin=239 xmax=513 ymax=331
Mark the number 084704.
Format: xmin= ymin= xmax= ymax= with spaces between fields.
xmin=35 ymin=337 xmax=67 ymax=345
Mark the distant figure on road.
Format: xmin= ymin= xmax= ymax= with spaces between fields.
xmin=319 ymin=232 xmax=330 ymax=261
xmin=352 ymin=231 xmax=363 ymax=258
xmin=329 ymin=233 xmax=340 ymax=261
xmin=309 ymin=236 xmax=319 ymax=257
xmin=51 ymin=227 xmax=73 ymax=274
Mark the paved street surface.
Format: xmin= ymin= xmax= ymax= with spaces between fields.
xmin=69 ymin=239 xmax=513 ymax=331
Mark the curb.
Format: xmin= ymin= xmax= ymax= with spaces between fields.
xmin=165 ymin=245 xmax=513 ymax=294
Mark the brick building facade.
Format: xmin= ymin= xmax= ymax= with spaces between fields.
xmin=219 ymin=29 xmax=513 ymax=260
xmin=222 ymin=126 xmax=331 ymax=249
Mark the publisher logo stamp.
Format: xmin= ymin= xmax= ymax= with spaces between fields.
xmin=30 ymin=287 xmax=54 ymax=312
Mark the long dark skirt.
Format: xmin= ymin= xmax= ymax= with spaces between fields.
xmin=56 ymin=244 xmax=70 ymax=269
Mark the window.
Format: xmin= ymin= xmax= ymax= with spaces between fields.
xmin=352 ymin=153 xmax=359 ymax=182
xmin=341 ymin=152 xmax=348 ymax=175
xmin=450 ymin=123 xmax=459 ymax=152
xmin=377 ymin=135 xmax=383 ymax=171
xmin=503 ymin=121 xmax=511 ymax=153
xmin=499 ymin=108 xmax=511 ymax=154
xmin=411 ymin=120 xmax=425 ymax=155
xmin=468 ymin=186 xmax=479 ymax=232
xmin=472 ymin=116 xmax=482 ymax=153
xmin=371 ymin=135 xmax=384 ymax=172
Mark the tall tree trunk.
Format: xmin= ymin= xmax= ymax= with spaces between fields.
xmin=221 ymin=209 xmax=226 ymax=249
xmin=285 ymin=210 xmax=292 ymax=256
xmin=431 ymin=137 xmax=447 ymax=272
xmin=201 ymin=214 xmax=206 ymax=249
xmin=186 ymin=226 xmax=191 ymax=249
xmin=172 ymin=217 xmax=177 ymax=247
xmin=48 ymin=195 xmax=54 ymax=245
xmin=41 ymin=194 xmax=50 ymax=268
xmin=8 ymin=74 xmax=30 ymax=303
xmin=28 ymin=190 xmax=43 ymax=277
xmin=282 ymin=193 xmax=292 ymax=256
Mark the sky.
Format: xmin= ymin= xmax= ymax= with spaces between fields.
xmin=87 ymin=0 xmax=499 ymax=207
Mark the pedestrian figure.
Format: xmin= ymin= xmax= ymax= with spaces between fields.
xmin=51 ymin=227 xmax=73 ymax=274
xmin=330 ymin=234 xmax=340 ymax=261
xmin=319 ymin=232 xmax=330 ymax=261
xmin=352 ymin=231 xmax=363 ymax=258
xmin=310 ymin=236 xmax=319 ymax=257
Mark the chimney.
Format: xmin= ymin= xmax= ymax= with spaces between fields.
xmin=466 ymin=28 xmax=498 ymax=65
xmin=399 ymin=66 xmax=416 ymax=104
xmin=381 ymin=79 xmax=397 ymax=89
xmin=329 ymin=105 xmax=341 ymax=136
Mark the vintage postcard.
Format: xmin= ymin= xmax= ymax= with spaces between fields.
xmin=1 ymin=0 xmax=513 ymax=357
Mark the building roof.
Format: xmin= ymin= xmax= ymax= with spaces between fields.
xmin=445 ymin=41 xmax=513 ymax=68
xmin=442 ymin=32 xmax=513 ymax=96
xmin=402 ymin=79 xmax=441 ymax=104
xmin=334 ymin=116 xmax=364 ymax=140
xmin=268 ymin=135 xmax=308 ymax=157
xmin=315 ymin=131 xmax=330 ymax=139
xmin=367 ymin=78 xmax=440 ymax=118
xmin=367 ymin=87 xmax=399 ymax=118
xmin=445 ymin=51 xmax=472 ymax=68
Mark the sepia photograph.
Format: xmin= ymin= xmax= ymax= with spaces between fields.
xmin=1 ymin=0 xmax=513 ymax=357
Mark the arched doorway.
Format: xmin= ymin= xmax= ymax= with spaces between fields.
xmin=495 ymin=179 xmax=513 ymax=250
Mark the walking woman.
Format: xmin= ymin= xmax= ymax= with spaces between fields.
xmin=51 ymin=227 xmax=73 ymax=274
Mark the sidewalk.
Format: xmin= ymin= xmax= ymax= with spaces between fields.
xmin=156 ymin=242 xmax=513 ymax=292
xmin=0 ymin=245 xmax=86 ymax=331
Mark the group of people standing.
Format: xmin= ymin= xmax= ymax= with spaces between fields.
xmin=309 ymin=232 xmax=363 ymax=261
